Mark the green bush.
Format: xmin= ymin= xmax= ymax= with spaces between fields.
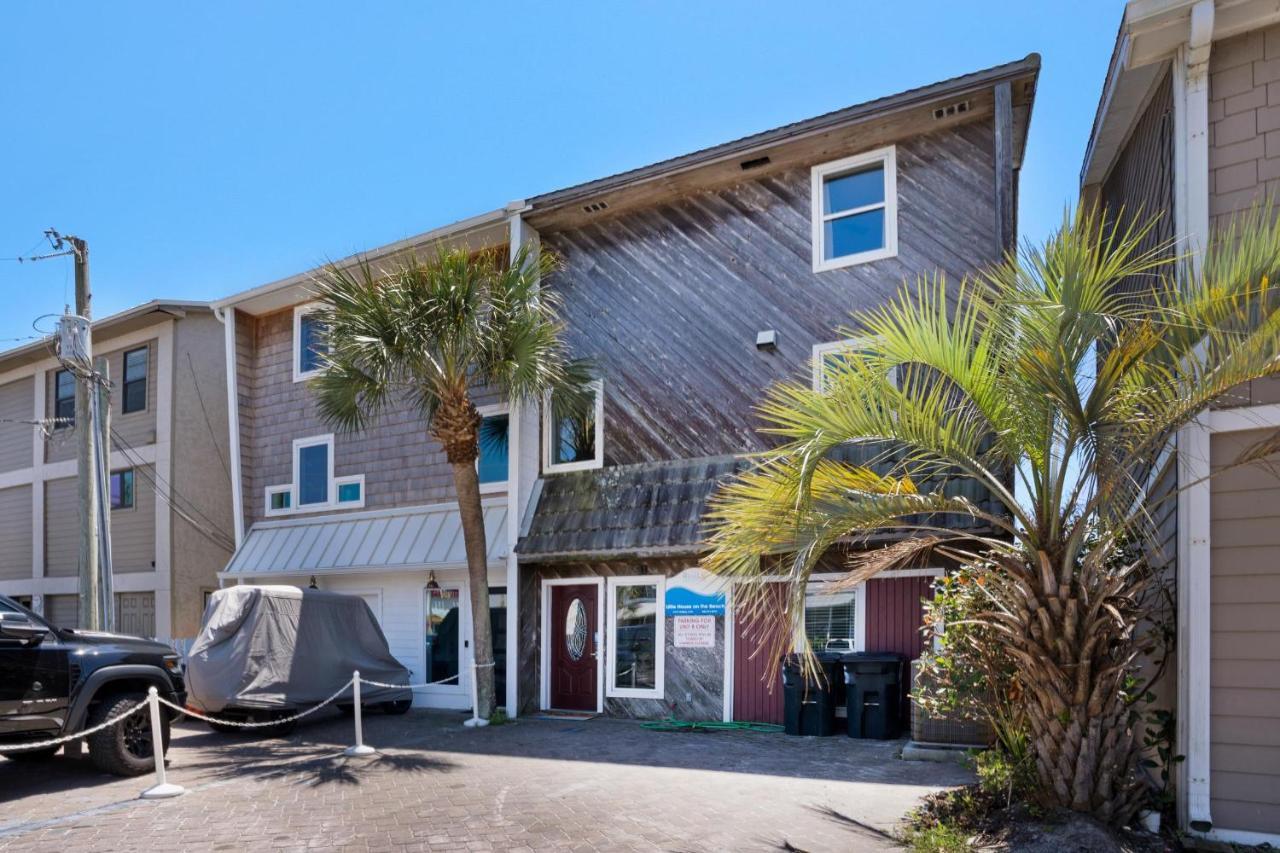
xmin=903 ymin=823 xmax=971 ymax=853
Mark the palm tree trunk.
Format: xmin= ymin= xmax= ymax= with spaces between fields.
xmin=1003 ymin=553 xmax=1147 ymax=823
xmin=449 ymin=460 xmax=496 ymax=720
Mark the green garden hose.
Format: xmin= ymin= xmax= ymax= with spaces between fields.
xmin=640 ymin=717 xmax=784 ymax=734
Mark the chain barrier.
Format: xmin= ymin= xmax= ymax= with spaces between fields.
xmin=0 ymin=696 xmax=149 ymax=753
xmin=356 ymin=674 xmax=458 ymax=690
xmin=155 ymin=679 xmax=355 ymax=729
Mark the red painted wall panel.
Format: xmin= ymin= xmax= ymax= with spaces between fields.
xmin=865 ymin=575 xmax=936 ymax=660
xmin=732 ymin=583 xmax=787 ymax=724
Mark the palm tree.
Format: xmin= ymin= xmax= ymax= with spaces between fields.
xmin=308 ymin=246 xmax=591 ymax=720
xmin=702 ymin=206 xmax=1280 ymax=822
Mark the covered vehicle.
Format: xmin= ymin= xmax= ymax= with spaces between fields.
xmin=187 ymin=586 xmax=411 ymax=732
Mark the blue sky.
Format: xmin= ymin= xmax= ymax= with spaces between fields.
xmin=0 ymin=2 xmax=1120 ymax=343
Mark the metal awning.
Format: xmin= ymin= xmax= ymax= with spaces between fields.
xmin=220 ymin=500 xmax=508 ymax=580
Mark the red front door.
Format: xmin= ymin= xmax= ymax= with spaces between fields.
xmin=733 ymin=583 xmax=788 ymax=724
xmin=549 ymin=584 xmax=598 ymax=711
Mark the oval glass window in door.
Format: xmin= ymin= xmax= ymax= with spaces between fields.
xmin=565 ymin=598 xmax=588 ymax=661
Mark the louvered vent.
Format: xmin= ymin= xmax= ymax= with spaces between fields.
xmin=932 ymin=100 xmax=971 ymax=120
xmin=582 ymin=201 xmax=609 ymax=214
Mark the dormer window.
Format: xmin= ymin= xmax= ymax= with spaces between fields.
xmin=811 ymin=146 xmax=898 ymax=272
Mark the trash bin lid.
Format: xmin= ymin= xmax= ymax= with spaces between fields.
xmin=839 ymin=652 xmax=905 ymax=663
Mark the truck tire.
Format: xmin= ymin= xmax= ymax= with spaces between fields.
xmin=87 ymin=692 xmax=168 ymax=777
xmin=381 ymin=698 xmax=412 ymax=715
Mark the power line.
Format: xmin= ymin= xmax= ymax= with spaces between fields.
xmin=110 ymin=427 xmax=236 ymax=552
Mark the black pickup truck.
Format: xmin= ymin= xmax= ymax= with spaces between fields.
xmin=0 ymin=593 xmax=185 ymax=776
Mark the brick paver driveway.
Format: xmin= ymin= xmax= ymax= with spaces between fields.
xmin=0 ymin=710 xmax=970 ymax=852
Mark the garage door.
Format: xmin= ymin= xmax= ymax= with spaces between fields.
xmin=44 ymin=594 xmax=79 ymax=628
xmin=115 ymin=592 xmax=156 ymax=638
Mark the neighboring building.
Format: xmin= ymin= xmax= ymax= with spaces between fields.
xmin=215 ymin=56 xmax=1039 ymax=724
xmin=0 ymin=301 xmax=234 ymax=641
xmin=1083 ymin=0 xmax=1280 ymax=844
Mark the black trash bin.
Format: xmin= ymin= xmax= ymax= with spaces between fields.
xmin=841 ymin=652 xmax=906 ymax=739
xmin=781 ymin=654 xmax=838 ymax=736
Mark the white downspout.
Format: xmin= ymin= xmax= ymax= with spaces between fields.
xmin=1174 ymin=0 xmax=1214 ymax=834
xmin=505 ymin=203 xmax=538 ymax=719
xmin=213 ymin=306 xmax=245 ymax=548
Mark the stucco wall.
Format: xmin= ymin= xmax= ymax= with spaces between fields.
xmin=169 ymin=312 xmax=234 ymax=637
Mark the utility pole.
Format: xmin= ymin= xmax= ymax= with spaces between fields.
xmin=69 ymin=235 xmax=101 ymax=630
xmin=45 ymin=231 xmax=102 ymax=631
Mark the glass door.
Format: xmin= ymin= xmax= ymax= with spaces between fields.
xmin=423 ymin=584 xmax=468 ymax=696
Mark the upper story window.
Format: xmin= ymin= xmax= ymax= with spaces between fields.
xmin=266 ymin=434 xmax=365 ymax=517
xmin=122 ymin=346 xmax=148 ymax=414
xmin=544 ymin=380 xmax=604 ymax=474
xmin=293 ymin=304 xmax=329 ymax=382
xmin=811 ymin=146 xmax=898 ymax=272
xmin=812 ymin=338 xmax=898 ymax=393
xmin=110 ymin=469 xmax=135 ymax=510
xmin=296 ymin=435 xmax=332 ymax=506
xmin=54 ymin=369 xmax=75 ymax=428
xmin=477 ymin=405 xmax=510 ymax=493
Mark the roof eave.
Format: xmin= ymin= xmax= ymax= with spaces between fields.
xmin=526 ymin=54 xmax=1041 ymax=217
xmin=0 ymin=300 xmax=212 ymax=368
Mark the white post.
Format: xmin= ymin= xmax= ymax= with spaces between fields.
xmin=344 ymin=671 xmax=375 ymax=756
xmin=463 ymin=661 xmax=490 ymax=728
xmin=140 ymin=686 xmax=184 ymax=799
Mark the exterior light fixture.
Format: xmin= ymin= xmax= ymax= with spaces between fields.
xmin=426 ymin=572 xmax=440 ymax=591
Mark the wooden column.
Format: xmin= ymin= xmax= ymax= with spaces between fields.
xmin=993 ymin=80 xmax=1015 ymax=257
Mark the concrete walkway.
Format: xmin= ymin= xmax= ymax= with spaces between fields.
xmin=0 ymin=710 xmax=971 ymax=852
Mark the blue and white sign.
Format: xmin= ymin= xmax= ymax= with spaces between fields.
xmin=664 ymin=568 xmax=726 ymax=617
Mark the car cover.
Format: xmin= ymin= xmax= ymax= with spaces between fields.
xmin=186 ymin=585 xmax=411 ymax=712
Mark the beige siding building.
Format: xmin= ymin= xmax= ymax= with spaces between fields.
xmin=1084 ymin=0 xmax=1280 ymax=844
xmin=0 ymin=301 xmax=234 ymax=640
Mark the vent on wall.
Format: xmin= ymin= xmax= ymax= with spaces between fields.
xmin=582 ymin=200 xmax=609 ymax=214
xmin=932 ymin=100 xmax=970 ymax=120
xmin=740 ymin=155 xmax=771 ymax=171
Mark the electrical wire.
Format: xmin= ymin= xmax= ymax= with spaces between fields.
xmin=110 ymin=427 xmax=236 ymax=552
xmin=186 ymin=351 xmax=231 ymax=482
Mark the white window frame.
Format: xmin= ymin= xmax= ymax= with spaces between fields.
xmin=334 ymin=474 xmax=366 ymax=508
xmin=811 ymin=337 xmax=899 ymax=393
xmin=476 ymin=403 xmax=511 ymax=495
xmin=543 ymin=379 xmax=605 ymax=474
xmin=292 ymin=302 xmax=327 ymax=383
xmin=811 ymin=146 xmax=898 ymax=273
xmin=605 ymin=574 xmax=666 ymax=700
xmin=265 ymin=435 xmax=365 ymax=516
xmin=293 ymin=433 xmax=335 ymax=508
xmin=798 ymin=578 xmax=866 ymax=654
xmin=264 ymin=485 xmax=293 ymax=518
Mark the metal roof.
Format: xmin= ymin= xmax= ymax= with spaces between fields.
xmin=221 ymin=500 xmax=508 ymax=579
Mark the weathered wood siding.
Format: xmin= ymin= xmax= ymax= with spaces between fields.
xmin=1100 ymin=70 xmax=1174 ymax=302
xmin=239 ymin=308 xmax=502 ymax=527
xmin=541 ymin=119 xmax=999 ymax=464
xmin=0 ymin=377 xmax=33 ymax=474
xmin=1208 ymin=429 xmax=1280 ymax=836
xmin=732 ymin=582 xmax=787 ymax=724
xmin=0 ymin=485 xmax=32 ymax=580
xmin=44 ymin=339 xmax=158 ymax=465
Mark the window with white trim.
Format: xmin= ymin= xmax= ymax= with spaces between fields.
xmin=296 ymin=436 xmax=331 ymax=506
xmin=811 ymin=146 xmax=897 ymax=272
xmin=543 ymin=380 xmax=604 ymax=474
xmin=803 ymin=584 xmax=859 ymax=654
xmin=264 ymin=434 xmax=365 ymax=516
xmin=606 ymin=575 xmax=665 ymax=699
xmin=293 ymin=304 xmax=329 ymax=382
xmin=477 ymin=404 xmax=510 ymax=493
xmin=811 ymin=338 xmax=899 ymax=393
